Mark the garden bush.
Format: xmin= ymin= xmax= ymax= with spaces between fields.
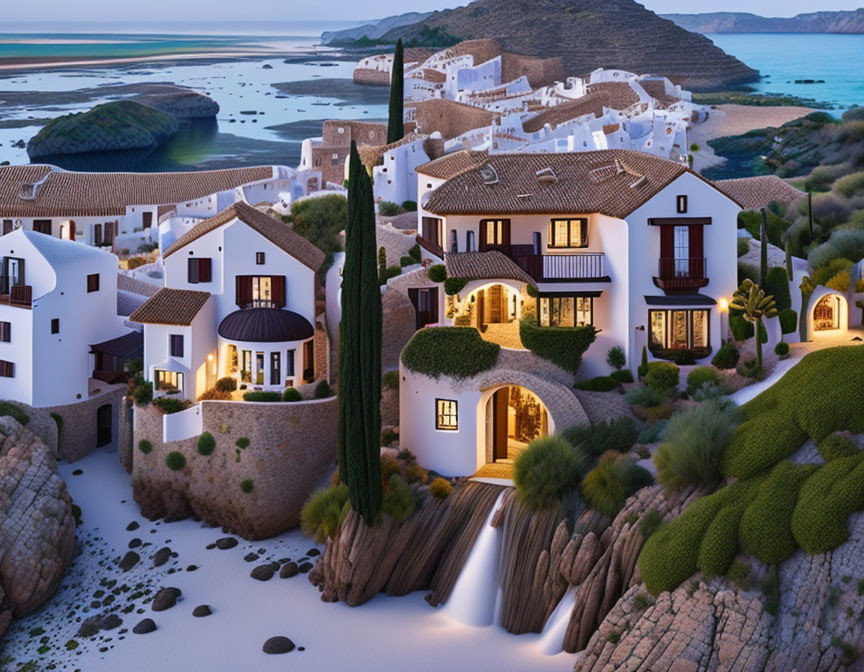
xmin=737 ymin=237 xmax=750 ymax=257
xmin=133 ymin=382 xmax=153 ymax=407
xmin=443 ymin=277 xmax=467 ymax=295
xmin=378 ymin=201 xmax=399 ymax=217
xmin=779 ymin=308 xmax=797 ymax=335
xmin=401 ymin=200 xmax=418 ymax=211
xmin=625 ymin=385 xmax=670 ymax=408
xmin=574 ymin=376 xmax=619 ymax=392
xmin=199 ymin=387 xmax=231 ymax=401
xmin=196 ymin=431 xmax=215 ymax=456
xmin=711 ymin=342 xmax=740 ymax=370
xmin=215 ymin=377 xmax=237 ymax=393
xmin=429 ymin=477 xmax=453 ymax=500
xmin=519 ymin=317 xmax=598 ymax=376
xmin=636 ymin=420 xmax=668 ymax=445
xmin=400 ymin=255 xmax=416 ymax=267
xmin=165 ymin=452 xmax=186 ymax=471
xmin=686 ymin=366 xmax=720 ymax=396
xmin=382 ymin=474 xmax=415 ymax=522
xmin=243 ymin=391 xmax=282 ymax=402
xmin=382 ymin=370 xmax=400 ymax=390
xmin=818 ymin=433 xmax=858 ymax=461
xmin=638 ymin=346 xmax=649 ymax=380
xmin=606 ymin=346 xmax=626 ymax=370
xmin=406 ymin=463 xmax=428 ymax=484
xmin=401 ymin=328 xmax=500 ymax=379
xmin=764 ymin=266 xmax=792 ymax=311
xmin=240 ymin=479 xmax=254 ymax=493
xmin=301 ymin=483 xmax=349 ymax=542
xmin=288 ymin=194 xmax=347 ymax=257
xmin=281 ymin=387 xmax=303 ymax=402
xmin=581 ymin=452 xmax=652 ymax=517
xmin=138 ymin=439 xmax=152 ymax=454
xmin=693 ymin=381 xmax=731 ymax=402
xmin=152 ymin=397 xmax=190 ymax=414
xmin=644 ymin=362 xmax=680 ymax=392
xmin=697 ymin=496 xmax=750 ymax=578
xmin=314 ymin=380 xmax=333 ymax=399
xmin=560 ymin=417 xmax=638 ymax=458
xmin=379 ymin=265 xmax=402 ymax=285
xmin=0 ymin=401 xmax=29 ymax=426
xmin=427 ymin=264 xmax=446 ymax=283
xmin=653 ymin=400 xmax=741 ymax=493
xmin=640 ymin=509 xmax=664 ymax=540
xmin=514 ymin=436 xmax=587 ymax=510
xmin=811 ymin=257 xmax=854 ymax=287
xmin=235 ymin=437 xmax=250 ymax=449
xmin=809 ymin=230 xmax=864 ymax=270
xmin=610 ymin=369 xmax=634 ymax=384
xmin=380 ymin=428 xmax=398 ymax=446
xmin=833 ymin=171 xmax=864 ymax=198
xmin=774 ymin=342 xmax=789 ymax=357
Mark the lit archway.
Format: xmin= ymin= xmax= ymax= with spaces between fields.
xmin=480 ymin=384 xmax=549 ymax=465
xmin=809 ymin=289 xmax=849 ymax=336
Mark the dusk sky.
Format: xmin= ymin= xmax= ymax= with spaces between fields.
xmin=3 ymin=0 xmax=862 ymax=22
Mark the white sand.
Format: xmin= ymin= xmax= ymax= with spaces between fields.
xmin=2 ymin=447 xmax=574 ymax=671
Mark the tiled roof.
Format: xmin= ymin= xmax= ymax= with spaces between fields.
xmin=163 ymin=201 xmax=326 ymax=271
xmin=445 ymin=251 xmax=535 ymax=285
xmin=416 ymin=150 xmax=489 ymax=179
xmin=522 ymin=94 xmax=607 ymax=133
xmin=424 ymin=150 xmax=689 ymax=218
xmin=713 ymin=176 xmax=806 ymax=211
xmin=584 ymin=82 xmax=640 ymax=110
xmin=117 ymin=273 xmax=160 ymax=297
xmin=90 ymin=329 xmax=143 ymax=358
xmin=0 ymin=165 xmax=274 ymax=217
xmin=129 ymin=288 xmax=210 ymax=326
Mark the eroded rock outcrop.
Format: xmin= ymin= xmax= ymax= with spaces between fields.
xmin=0 ymin=417 xmax=76 ymax=641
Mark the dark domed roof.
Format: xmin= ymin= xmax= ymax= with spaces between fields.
xmin=218 ymin=308 xmax=314 ymax=343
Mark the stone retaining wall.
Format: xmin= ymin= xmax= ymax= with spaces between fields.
xmin=353 ymin=68 xmax=390 ymax=86
xmin=132 ymin=396 xmax=338 ymax=539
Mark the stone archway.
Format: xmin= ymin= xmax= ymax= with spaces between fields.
xmin=809 ymin=288 xmax=849 ymax=337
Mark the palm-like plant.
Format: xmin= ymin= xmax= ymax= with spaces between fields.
xmin=730 ymin=279 xmax=778 ymax=371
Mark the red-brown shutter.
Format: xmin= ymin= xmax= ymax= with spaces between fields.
xmin=479 ymin=220 xmax=489 ymax=251
xmin=689 ymin=225 xmax=704 ymax=278
xmin=199 ymin=258 xmax=212 ymax=283
xmin=272 ymin=276 xmax=286 ymax=308
xmin=659 ymin=226 xmax=674 ymax=278
xmin=236 ymin=276 xmax=253 ymax=307
xmin=501 ymin=219 xmax=511 ymax=247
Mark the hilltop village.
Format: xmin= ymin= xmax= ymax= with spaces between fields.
xmin=1 ymin=34 xmax=864 ymax=672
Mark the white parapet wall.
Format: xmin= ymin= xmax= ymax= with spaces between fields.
xmin=163 ymin=403 xmax=203 ymax=443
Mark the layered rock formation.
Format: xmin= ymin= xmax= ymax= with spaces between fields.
xmin=665 ymin=9 xmax=864 ymax=35
xmin=132 ymin=85 xmax=221 ymax=119
xmin=0 ymin=417 xmax=76 ymax=642
xmin=381 ymin=0 xmax=758 ymax=91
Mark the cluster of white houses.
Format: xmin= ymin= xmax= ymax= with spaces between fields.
xmin=0 ymin=149 xmax=857 ymax=478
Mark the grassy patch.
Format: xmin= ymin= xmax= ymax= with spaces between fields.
xmin=401 ymin=327 xmax=499 ymax=379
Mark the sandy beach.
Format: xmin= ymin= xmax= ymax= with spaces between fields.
xmin=690 ymin=104 xmax=816 ymax=174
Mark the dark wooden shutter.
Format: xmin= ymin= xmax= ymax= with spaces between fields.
xmin=272 ymin=276 xmax=286 ymax=308
xmin=689 ymin=225 xmax=704 ymax=278
xmin=188 ymin=258 xmax=199 ymax=284
xmin=199 ymin=259 xmax=212 ymax=283
xmin=659 ymin=226 xmax=674 ymax=278
xmin=428 ymin=287 xmax=439 ymax=324
xmin=236 ymin=276 xmax=252 ymax=308
xmin=501 ymin=219 xmax=511 ymax=247
xmin=479 ymin=220 xmax=489 ymax=251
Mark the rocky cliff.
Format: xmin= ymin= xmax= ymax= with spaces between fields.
xmin=0 ymin=416 xmax=76 ymax=643
xmin=665 ymin=9 xmax=864 ymax=34
xmin=132 ymin=85 xmax=220 ymax=119
xmin=380 ymin=0 xmax=758 ymax=91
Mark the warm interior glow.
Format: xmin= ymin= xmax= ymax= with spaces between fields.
xmin=719 ymin=298 xmax=728 ymax=311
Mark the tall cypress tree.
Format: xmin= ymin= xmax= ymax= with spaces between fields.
xmin=387 ymin=39 xmax=404 ymax=144
xmin=338 ymin=141 xmax=383 ymax=526
xmin=759 ymin=208 xmax=768 ymax=288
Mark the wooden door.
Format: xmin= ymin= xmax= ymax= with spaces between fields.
xmin=96 ymin=405 xmax=112 ymax=447
xmin=488 ymin=285 xmax=503 ymax=323
xmin=492 ymin=388 xmax=509 ymax=461
xmin=476 ymin=290 xmax=486 ymax=332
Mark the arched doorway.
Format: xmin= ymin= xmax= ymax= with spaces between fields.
xmin=485 ymin=385 xmax=548 ymax=464
xmin=813 ymin=294 xmax=841 ymax=331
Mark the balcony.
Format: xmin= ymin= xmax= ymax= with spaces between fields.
xmin=0 ymin=276 xmax=32 ymax=308
xmin=653 ymin=258 xmax=708 ymax=291
xmin=509 ymin=246 xmax=607 ymax=282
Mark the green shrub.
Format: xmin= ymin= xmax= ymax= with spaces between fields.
xmin=196 ymin=432 xmax=215 ymax=456
xmin=0 ymin=401 xmax=30 ymax=426
xmin=382 ymin=474 xmax=415 ymax=522
xmin=165 ymin=452 xmax=186 ymax=471
xmin=429 ymin=477 xmax=453 ymax=500
xmin=636 ymin=420 xmax=668 ymax=444
xmin=740 ymin=461 xmax=818 ymax=564
xmin=235 ymin=437 xmax=250 ymax=449
xmin=654 ymin=400 xmax=741 ymax=493
xmin=241 ymin=391 xmax=282 ymax=402
xmin=581 ymin=452 xmax=652 ymax=517
xmin=314 ymin=380 xmax=333 ymax=398
xmin=774 ymin=342 xmax=789 ymax=357
xmin=737 ymin=237 xmax=750 ymax=257
xmin=560 ymin=417 xmax=638 ymax=458
xmin=382 ymin=370 xmax=400 ymax=390
xmin=606 ymin=346 xmax=626 ymax=370
xmin=400 ymin=255 xmax=416 ymax=267
xmin=301 ymin=483 xmax=350 ymax=542
xmin=818 ymin=433 xmax=858 ymax=461
xmin=711 ymin=342 xmax=740 ymax=370
xmin=729 ymin=314 xmax=754 ymax=342
xmin=443 ymin=277 xmax=467 ymax=295
xmin=514 ymin=436 xmax=587 ymax=510
xmin=406 ymin=463 xmax=428 ymax=484
xmin=281 ymin=388 xmax=302 ymax=402
xmin=625 ymin=385 xmax=670 ymax=408
xmin=380 ymin=265 xmax=402 ymax=285
xmin=138 ymin=439 xmax=152 ymax=454
xmin=519 ymin=318 xmax=598 ymax=376
xmin=686 ymin=366 xmax=720 ymax=396
xmin=215 ymin=377 xmax=237 ymax=392
xmin=644 ymin=362 xmax=679 ymax=391
xmin=378 ymin=200 xmax=399 ymax=216
xmin=610 ymin=369 xmax=634 ymax=384
xmin=427 ymin=264 xmax=446 ymax=283
xmin=288 ymin=193 xmax=347 ymax=257
xmin=697 ymin=496 xmax=749 ymax=578
xmin=778 ymin=308 xmax=797 ymax=335
xmin=401 ymin=328 xmax=499 ymax=379
xmin=240 ymin=479 xmax=254 ymax=493
xmin=638 ymin=346 xmax=649 ymax=380
xmin=133 ymin=382 xmax=153 ymax=407
xmin=764 ymin=266 xmax=792 ymax=311
xmin=640 ymin=509 xmax=664 ymax=539
xmin=380 ymin=428 xmax=398 ymax=446
xmin=833 ymin=170 xmax=864 ymax=198
xmin=401 ymin=200 xmax=418 ymax=211
xmin=811 ymin=257 xmax=853 ymax=287
xmin=152 ymin=397 xmax=190 ymax=414
xmin=574 ymin=376 xmax=619 ymax=392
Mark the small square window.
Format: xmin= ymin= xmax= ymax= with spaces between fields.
xmin=0 ymin=321 xmax=10 ymax=342
xmin=87 ymin=273 xmax=100 ymax=293
xmin=256 ymin=252 xmax=265 ymax=265
xmin=436 ymin=399 xmax=458 ymax=431
xmin=170 ymin=334 xmax=184 ymax=358
xmin=51 ymin=318 xmax=60 ymax=335
xmin=676 ymin=195 xmax=688 ymax=214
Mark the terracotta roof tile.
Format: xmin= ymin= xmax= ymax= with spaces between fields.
xmin=713 ymin=176 xmax=806 ymax=211
xmin=129 ymin=288 xmax=210 ymax=326
xmin=163 ymin=201 xmax=326 ymax=271
xmin=445 ymin=251 xmax=535 ymax=285
xmin=522 ymin=93 xmax=607 ymax=133
xmin=0 ymin=165 xmax=274 ymax=218
xmin=417 ymin=150 xmax=489 ymax=179
xmin=584 ymin=82 xmax=640 ymax=110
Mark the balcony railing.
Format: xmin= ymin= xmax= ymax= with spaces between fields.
xmin=654 ymin=257 xmax=708 ymax=290
xmin=512 ymin=249 xmax=606 ymax=282
xmin=0 ymin=276 xmax=32 ymax=308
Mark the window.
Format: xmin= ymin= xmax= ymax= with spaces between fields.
xmin=51 ymin=318 xmax=59 ymax=335
xmin=676 ymin=195 xmax=688 ymax=214
xmin=2 ymin=220 xmax=12 ymax=236
xmin=0 ymin=360 xmax=13 ymax=378
xmin=538 ymin=296 xmax=593 ymax=327
xmin=87 ymin=273 xmax=100 ymax=293
xmin=33 ymin=220 xmax=51 ymax=235
xmin=436 ymin=399 xmax=458 ymax=431
xmin=241 ymin=350 xmax=252 ymax=382
xmin=169 ymin=334 xmax=184 ymax=358
xmin=421 ymin=217 xmax=443 ymax=251
xmin=648 ymin=309 xmax=710 ymax=353
xmin=0 ymin=322 xmax=9 ymax=343
xmin=256 ymin=252 xmax=266 ymax=265
xmin=466 ymin=230 xmax=475 ymax=252
xmin=270 ymin=351 xmax=281 ymax=386
xmin=449 ymin=230 xmax=458 ymax=253
xmin=236 ymin=275 xmax=285 ymax=308
xmin=187 ymin=258 xmax=212 ymax=284
xmin=228 ymin=344 xmax=238 ymax=373
xmin=94 ymin=223 xmax=102 ymax=246
xmin=548 ymin=218 xmax=588 ymax=248
xmin=285 ymin=349 xmax=296 ymax=379
xmin=154 ymin=370 xmax=183 ymax=392
xmin=142 ymin=212 xmax=153 ymax=229
xmin=255 ymin=352 xmax=265 ymax=385
xmin=480 ymin=219 xmax=510 ymax=249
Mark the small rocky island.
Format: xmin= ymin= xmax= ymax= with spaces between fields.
xmin=27 ymin=86 xmax=219 ymax=159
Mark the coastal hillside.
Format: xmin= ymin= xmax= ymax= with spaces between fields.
xmin=377 ymin=0 xmax=758 ymax=91
xmin=665 ymin=9 xmax=864 ymax=34
xmin=321 ymin=12 xmax=432 ymax=44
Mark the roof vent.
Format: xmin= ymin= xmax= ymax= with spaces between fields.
xmin=516 ymin=193 xmax=533 ymax=199
xmin=614 ymin=158 xmax=625 ymax=175
xmin=535 ymin=167 xmax=558 ymax=184
xmin=479 ymin=164 xmax=499 ymax=185
xmin=630 ymin=175 xmax=649 ymax=189
xmin=18 ymin=172 xmax=51 ymax=201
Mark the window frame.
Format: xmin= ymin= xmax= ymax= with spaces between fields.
xmin=647 ymin=308 xmax=711 ymax=352
xmin=537 ymin=294 xmax=594 ymax=327
xmin=187 ymin=257 xmax=212 ymax=284
xmin=0 ymin=360 xmax=13 ymax=378
xmin=169 ymin=334 xmax=184 ymax=358
xmin=547 ymin=218 xmax=589 ymax=249
xmin=435 ymin=398 xmax=458 ymax=431
xmin=0 ymin=321 xmax=10 ymax=343
xmin=676 ymin=195 xmax=688 ymax=214
xmin=154 ymin=369 xmax=183 ymax=392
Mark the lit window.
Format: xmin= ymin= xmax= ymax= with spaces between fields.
xmin=436 ymin=399 xmax=458 ymax=431
xmin=154 ymin=370 xmax=184 ymax=392
xmin=538 ymin=296 xmax=593 ymax=327
xmin=648 ymin=309 xmax=710 ymax=352
xmin=548 ymin=219 xmax=588 ymax=248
